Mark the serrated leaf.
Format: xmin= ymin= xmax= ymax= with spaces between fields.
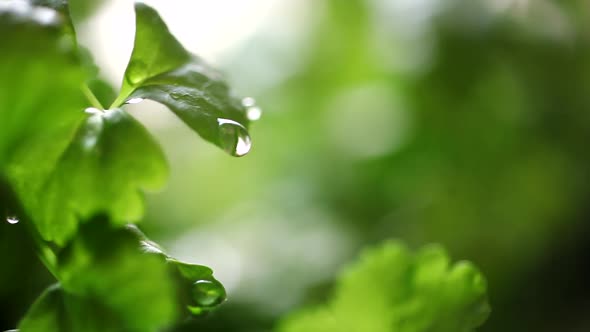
xmin=277 ymin=241 xmax=491 ymax=332
xmin=11 ymin=108 xmax=168 ymax=245
xmin=115 ymin=2 xmax=252 ymax=157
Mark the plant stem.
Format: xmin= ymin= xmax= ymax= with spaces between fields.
xmin=109 ymin=86 xmax=133 ymax=109
xmin=82 ymin=83 xmax=104 ymax=110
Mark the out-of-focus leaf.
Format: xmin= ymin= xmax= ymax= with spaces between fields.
xmin=0 ymin=2 xmax=84 ymax=167
xmin=277 ymin=241 xmax=490 ymax=332
xmin=115 ymin=2 xmax=251 ymax=157
xmin=0 ymin=1 xmax=87 ymax=245
xmin=30 ymin=0 xmax=76 ymax=44
xmin=18 ymin=284 xmax=126 ymax=332
xmin=67 ymin=0 xmax=107 ymax=23
xmin=18 ymin=221 xmax=227 ymax=332
xmin=51 ymin=219 xmax=178 ymax=332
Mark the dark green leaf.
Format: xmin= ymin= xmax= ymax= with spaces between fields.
xmin=115 ymin=2 xmax=252 ymax=157
xmin=53 ymin=219 xmax=178 ymax=332
xmin=277 ymin=241 xmax=491 ymax=332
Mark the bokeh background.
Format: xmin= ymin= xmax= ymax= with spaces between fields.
xmin=2 ymin=0 xmax=590 ymax=331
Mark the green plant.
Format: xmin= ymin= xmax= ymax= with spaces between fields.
xmin=0 ymin=1 xmax=490 ymax=331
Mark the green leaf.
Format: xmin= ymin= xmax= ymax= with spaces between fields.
xmin=50 ymin=219 xmax=179 ymax=332
xmin=10 ymin=108 xmax=168 ymax=245
xmin=18 ymin=221 xmax=227 ymax=332
xmin=30 ymin=0 xmax=77 ymax=44
xmin=18 ymin=231 xmax=173 ymax=332
xmin=127 ymin=225 xmax=228 ymax=316
xmin=0 ymin=2 xmax=85 ymax=167
xmin=0 ymin=1 xmax=86 ymax=245
xmin=18 ymin=284 xmax=126 ymax=332
xmin=277 ymin=241 xmax=491 ymax=332
xmin=115 ymin=2 xmax=252 ymax=157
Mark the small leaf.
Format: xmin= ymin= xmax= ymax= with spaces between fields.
xmin=128 ymin=225 xmax=228 ymax=316
xmin=116 ymin=2 xmax=251 ymax=156
xmin=277 ymin=241 xmax=491 ymax=332
xmin=169 ymin=259 xmax=227 ymax=315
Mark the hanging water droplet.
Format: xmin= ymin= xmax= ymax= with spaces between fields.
xmin=217 ymin=118 xmax=252 ymax=157
xmin=191 ymin=279 xmax=226 ymax=308
xmin=242 ymin=97 xmax=262 ymax=121
xmin=125 ymin=97 xmax=144 ymax=105
xmin=6 ymin=216 xmax=19 ymax=224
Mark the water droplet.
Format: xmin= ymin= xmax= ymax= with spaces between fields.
xmin=191 ymin=280 xmax=226 ymax=308
xmin=217 ymin=119 xmax=251 ymax=157
xmin=242 ymin=97 xmax=262 ymax=121
xmin=6 ymin=216 xmax=19 ymax=224
xmin=125 ymin=97 xmax=144 ymax=105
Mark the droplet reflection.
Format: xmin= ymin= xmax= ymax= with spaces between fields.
xmin=6 ymin=216 xmax=19 ymax=224
xmin=191 ymin=279 xmax=226 ymax=308
xmin=217 ymin=118 xmax=252 ymax=157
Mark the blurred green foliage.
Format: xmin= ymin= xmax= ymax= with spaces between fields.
xmin=145 ymin=0 xmax=590 ymax=331
xmin=2 ymin=0 xmax=590 ymax=331
xmin=278 ymin=241 xmax=490 ymax=332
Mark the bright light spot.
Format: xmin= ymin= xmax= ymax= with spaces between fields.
xmin=32 ymin=7 xmax=59 ymax=25
xmin=324 ymin=83 xmax=411 ymax=159
xmin=6 ymin=216 xmax=19 ymax=224
xmin=125 ymin=97 xmax=144 ymax=104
